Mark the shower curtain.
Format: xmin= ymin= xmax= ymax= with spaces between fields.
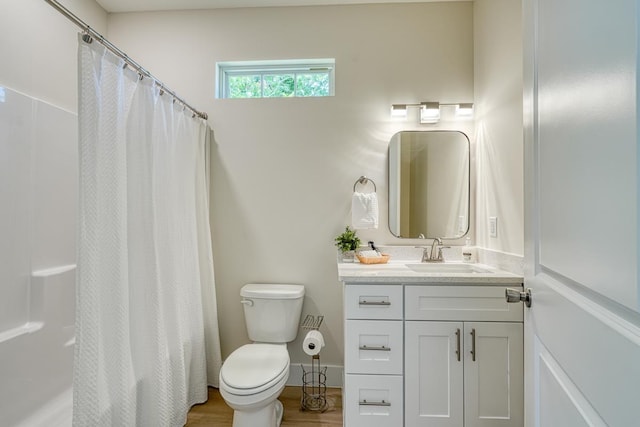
xmin=73 ymin=36 xmax=222 ymax=426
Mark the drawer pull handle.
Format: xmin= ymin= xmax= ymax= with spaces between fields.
xmin=359 ymin=345 xmax=391 ymax=351
xmin=359 ymin=300 xmax=391 ymax=306
xmin=455 ymin=328 xmax=461 ymax=362
xmin=359 ymin=399 xmax=391 ymax=407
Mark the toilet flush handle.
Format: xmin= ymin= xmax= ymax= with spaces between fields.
xmin=240 ymin=299 xmax=254 ymax=307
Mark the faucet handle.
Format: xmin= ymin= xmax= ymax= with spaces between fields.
xmin=435 ymin=246 xmax=451 ymax=261
xmin=414 ymin=246 xmax=431 ymax=262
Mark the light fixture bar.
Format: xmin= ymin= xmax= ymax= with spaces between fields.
xmin=389 ymin=101 xmax=474 ymax=123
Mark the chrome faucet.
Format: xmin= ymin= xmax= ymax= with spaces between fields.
xmin=429 ymin=237 xmax=443 ymax=261
xmin=417 ymin=238 xmax=446 ymax=262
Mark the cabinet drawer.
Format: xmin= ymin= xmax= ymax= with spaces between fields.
xmin=344 ymin=374 xmax=403 ymax=427
xmin=345 ymin=320 xmax=403 ymax=375
xmin=405 ymin=285 xmax=523 ymax=321
xmin=345 ymin=284 xmax=403 ymax=320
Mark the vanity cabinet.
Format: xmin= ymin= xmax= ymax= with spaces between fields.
xmin=343 ymin=282 xmax=524 ymax=427
xmin=344 ymin=284 xmax=404 ymax=427
xmin=405 ymin=321 xmax=523 ymax=427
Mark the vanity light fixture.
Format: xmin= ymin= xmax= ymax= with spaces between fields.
xmin=456 ymin=103 xmax=474 ymax=117
xmin=391 ymin=104 xmax=408 ymax=119
xmin=420 ymin=102 xmax=441 ymax=124
xmin=389 ymin=101 xmax=474 ymax=123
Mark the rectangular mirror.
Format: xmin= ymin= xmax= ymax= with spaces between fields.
xmin=388 ymin=130 xmax=470 ymax=239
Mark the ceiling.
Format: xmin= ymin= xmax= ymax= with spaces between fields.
xmin=95 ymin=0 xmax=465 ymax=13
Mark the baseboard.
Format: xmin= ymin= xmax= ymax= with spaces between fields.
xmin=287 ymin=364 xmax=343 ymax=388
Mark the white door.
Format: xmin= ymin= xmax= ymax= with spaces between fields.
xmin=405 ymin=321 xmax=464 ymax=427
xmin=523 ymin=0 xmax=640 ymax=426
xmin=464 ymin=322 xmax=523 ymax=427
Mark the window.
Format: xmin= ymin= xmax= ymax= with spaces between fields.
xmin=217 ymin=59 xmax=335 ymax=99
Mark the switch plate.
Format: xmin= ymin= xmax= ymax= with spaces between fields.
xmin=489 ymin=217 xmax=498 ymax=238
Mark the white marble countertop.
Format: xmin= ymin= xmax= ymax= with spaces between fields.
xmin=338 ymin=260 xmax=523 ymax=284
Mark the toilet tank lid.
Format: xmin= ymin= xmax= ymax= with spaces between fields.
xmin=241 ymin=284 xmax=305 ymax=299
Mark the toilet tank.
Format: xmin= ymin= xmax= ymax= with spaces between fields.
xmin=240 ymin=284 xmax=305 ymax=343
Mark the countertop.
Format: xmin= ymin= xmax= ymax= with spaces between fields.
xmin=338 ymin=260 xmax=523 ymax=284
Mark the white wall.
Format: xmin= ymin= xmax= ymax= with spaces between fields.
xmin=0 ymin=0 xmax=107 ymax=112
xmin=107 ymin=2 xmax=475 ymax=366
xmin=473 ymin=0 xmax=524 ymax=256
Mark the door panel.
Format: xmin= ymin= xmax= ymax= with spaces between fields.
xmin=536 ymin=337 xmax=605 ymax=427
xmin=527 ymin=274 xmax=640 ymax=426
xmin=523 ymin=0 xmax=640 ymax=426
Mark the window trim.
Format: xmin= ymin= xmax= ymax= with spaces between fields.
xmin=216 ymin=59 xmax=335 ymax=99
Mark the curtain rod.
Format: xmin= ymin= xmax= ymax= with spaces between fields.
xmin=44 ymin=0 xmax=208 ymax=120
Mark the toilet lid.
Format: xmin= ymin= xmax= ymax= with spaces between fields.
xmin=221 ymin=344 xmax=289 ymax=392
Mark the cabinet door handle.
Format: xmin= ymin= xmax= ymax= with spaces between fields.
xmin=470 ymin=328 xmax=476 ymax=362
xmin=455 ymin=328 xmax=461 ymax=362
xmin=359 ymin=300 xmax=391 ymax=306
xmin=359 ymin=345 xmax=391 ymax=351
xmin=359 ymin=399 xmax=391 ymax=407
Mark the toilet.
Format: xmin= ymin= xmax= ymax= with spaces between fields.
xmin=219 ymin=283 xmax=305 ymax=427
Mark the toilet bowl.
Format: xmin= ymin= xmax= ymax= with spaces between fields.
xmin=219 ymin=284 xmax=305 ymax=427
xmin=219 ymin=344 xmax=289 ymax=427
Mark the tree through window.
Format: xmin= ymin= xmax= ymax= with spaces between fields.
xmin=217 ymin=59 xmax=335 ymax=99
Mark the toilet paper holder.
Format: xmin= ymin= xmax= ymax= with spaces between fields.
xmin=300 ymin=314 xmax=328 ymax=412
xmin=300 ymin=314 xmax=324 ymax=330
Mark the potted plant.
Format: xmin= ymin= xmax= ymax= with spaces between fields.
xmin=334 ymin=226 xmax=361 ymax=262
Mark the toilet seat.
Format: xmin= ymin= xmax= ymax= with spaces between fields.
xmin=220 ymin=344 xmax=289 ymax=396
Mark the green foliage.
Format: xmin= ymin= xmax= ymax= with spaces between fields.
xmin=334 ymin=226 xmax=361 ymax=252
xmin=263 ymin=74 xmax=295 ymax=97
xmin=227 ymin=73 xmax=330 ymax=98
xmin=295 ymin=73 xmax=330 ymax=97
xmin=228 ymin=75 xmax=261 ymax=98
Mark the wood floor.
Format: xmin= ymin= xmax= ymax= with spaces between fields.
xmin=185 ymin=386 xmax=343 ymax=426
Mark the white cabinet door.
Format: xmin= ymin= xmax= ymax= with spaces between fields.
xmin=405 ymin=321 xmax=464 ymax=427
xmin=464 ymin=322 xmax=523 ymax=427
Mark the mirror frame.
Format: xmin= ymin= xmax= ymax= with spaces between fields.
xmin=387 ymin=130 xmax=471 ymax=239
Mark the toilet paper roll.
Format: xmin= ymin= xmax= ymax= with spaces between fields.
xmin=303 ymin=330 xmax=325 ymax=356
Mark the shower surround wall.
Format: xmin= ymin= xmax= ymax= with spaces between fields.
xmin=0 ymin=87 xmax=77 ymax=426
xmin=0 ymin=0 xmax=107 ymax=425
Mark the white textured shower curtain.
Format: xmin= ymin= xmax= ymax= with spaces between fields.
xmin=74 ymin=36 xmax=222 ymax=426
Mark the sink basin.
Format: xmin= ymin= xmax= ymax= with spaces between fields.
xmin=405 ymin=263 xmax=492 ymax=274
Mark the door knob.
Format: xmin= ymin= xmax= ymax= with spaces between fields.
xmin=505 ymin=288 xmax=532 ymax=307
